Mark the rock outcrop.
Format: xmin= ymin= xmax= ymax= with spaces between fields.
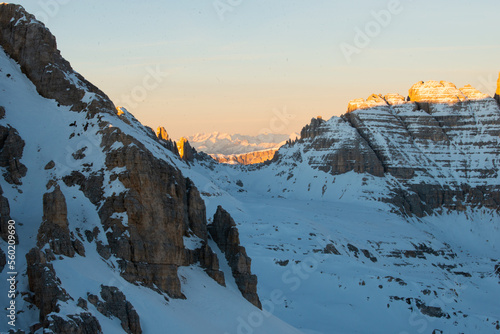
xmin=177 ymin=137 xmax=196 ymax=162
xmin=0 ymin=4 xmax=229 ymax=330
xmin=408 ymin=80 xmax=467 ymax=104
xmin=156 ymin=126 xmax=179 ymax=155
xmin=156 ymin=126 xmax=169 ymax=141
xmin=99 ymin=126 xmax=224 ymax=298
xmin=0 ymin=125 xmax=27 ymax=185
xmin=37 ymin=186 xmax=84 ymax=257
xmin=47 ymin=313 xmax=102 ymax=334
xmin=0 ymin=3 xmax=114 ymax=114
xmin=208 ymin=206 xmax=262 ymax=309
xmin=280 ymin=116 xmax=385 ymax=177
xmin=87 ymin=286 xmax=142 ymax=334
xmin=275 ymin=80 xmax=500 ymax=216
xmin=26 ymin=248 xmax=71 ymax=324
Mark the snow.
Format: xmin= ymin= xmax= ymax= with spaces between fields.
xmin=187 ymin=131 xmax=298 ymax=155
xmin=183 ymin=160 xmax=500 ymax=333
xmin=1 ymin=37 xmax=499 ymax=334
xmin=0 ymin=46 xmax=302 ymax=333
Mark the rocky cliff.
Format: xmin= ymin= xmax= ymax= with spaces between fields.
xmin=208 ymin=206 xmax=262 ymax=308
xmin=0 ymin=4 xmax=263 ymax=332
xmin=274 ymin=80 xmax=500 ymax=216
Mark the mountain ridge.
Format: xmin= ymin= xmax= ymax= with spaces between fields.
xmin=0 ymin=4 xmax=282 ymax=333
xmin=0 ymin=3 xmax=499 ymax=333
xmin=271 ymin=79 xmax=500 ymax=216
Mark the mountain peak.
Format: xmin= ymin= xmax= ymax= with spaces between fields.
xmin=348 ymin=81 xmax=491 ymax=113
xmin=0 ymin=3 xmax=114 ymax=114
xmin=409 ymin=80 xmax=478 ymax=103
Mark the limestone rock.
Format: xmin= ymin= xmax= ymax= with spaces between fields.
xmin=409 ymin=80 xmax=467 ymax=104
xmin=186 ymin=242 xmax=226 ymax=286
xmin=48 ymin=313 xmax=102 ymax=334
xmin=26 ymin=248 xmax=70 ymax=323
xmin=300 ymin=117 xmax=326 ymax=139
xmin=383 ymin=93 xmax=407 ymax=105
xmin=156 ymin=126 xmax=169 ymax=141
xmin=0 ymin=3 xmax=114 ymax=114
xmin=44 ymin=160 xmax=55 ymax=170
xmin=186 ymin=178 xmax=208 ymax=240
xmin=0 ymin=125 xmax=27 ymax=185
xmin=155 ymin=126 xmax=179 ymax=155
xmin=99 ymin=126 xmax=224 ymax=298
xmin=347 ymin=94 xmax=388 ymax=113
xmin=62 ymin=171 xmax=104 ymax=206
xmin=208 ymin=206 xmax=262 ymax=309
xmin=177 ymin=137 xmax=196 ymax=162
xmin=460 ymin=84 xmax=490 ymax=100
xmin=37 ymin=186 xmax=84 ymax=257
xmin=87 ymin=285 xmax=142 ymax=334
xmin=275 ymin=80 xmax=500 ymax=216
xmin=292 ymin=117 xmax=385 ymax=177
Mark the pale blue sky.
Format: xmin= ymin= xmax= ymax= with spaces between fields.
xmin=16 ymin=0 xmax=500 ymax=138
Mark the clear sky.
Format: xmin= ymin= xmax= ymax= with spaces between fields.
xmin=16 ymin=0 xmax=500 ymax=139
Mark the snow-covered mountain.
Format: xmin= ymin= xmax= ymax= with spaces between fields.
xmin=186 ymin=82 xmax=500 ymax=332
xmin=0 ymin=3 xmax=499 ymax=334
xmin=186 ymin=132 xmax=297 ymax=155
xmin=0 ymin=4 xmax=298 ymax=333
xmin=185 ymin=132 xmax=298 ymax=165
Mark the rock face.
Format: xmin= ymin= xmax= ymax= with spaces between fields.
xmin=0 ymin=4 xmax=232 ymax=331
xmin=87 ymin=286 xmax=142 ymax=334
xmin=0 ymin=125 xmax=27 ymax=185
xmin=282 ymin=116 xmax=384 ymax=176
xmin=37 ymin=186 xmax=84 ymax=257
xmin=48 ymin=313 xmax=102 ymax=334
xmin=211 ymin=148 xmax=278 ymax=165
xmin=177 ymin=137 xmax=196 ymax=162
xmin=156 ymin=126 xmax=169 ymax=141
xmin=155 ymin=126 xmax=179 ymax=156
xmin=99 ymin=127 xmax=225 ymax=298
xmin=26 ymin=248 xmax=70 ymax=323
xmin=275 ymin=80 xmax=500 ymax=216
xmin=208 ymin=206 xmax=262 ymax=309
xmin=0 ymin=3 xmax=114 ymax=114
xmin=408 ymin=80 xmax=467 ymax=104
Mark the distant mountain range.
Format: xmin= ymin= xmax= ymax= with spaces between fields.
xmin=186 ymin=132 xmax=298 ymax=155
xmin=186 ymin=132 xmax=298 ymax=165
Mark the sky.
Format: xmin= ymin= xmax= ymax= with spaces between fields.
xmin=16 ymin=0 xmax=500 ymax=139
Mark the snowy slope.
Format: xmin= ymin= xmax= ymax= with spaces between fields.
xmin=1 ymin=4 xmax=499 ymax=334
xmin=182 ymin=152 xmax=500 ymax=334
xmin=0 ymin=41 xmax=301 ymax=334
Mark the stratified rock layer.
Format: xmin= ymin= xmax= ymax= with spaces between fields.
xmin=275 ymin=81 xmax=500 ymax=216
